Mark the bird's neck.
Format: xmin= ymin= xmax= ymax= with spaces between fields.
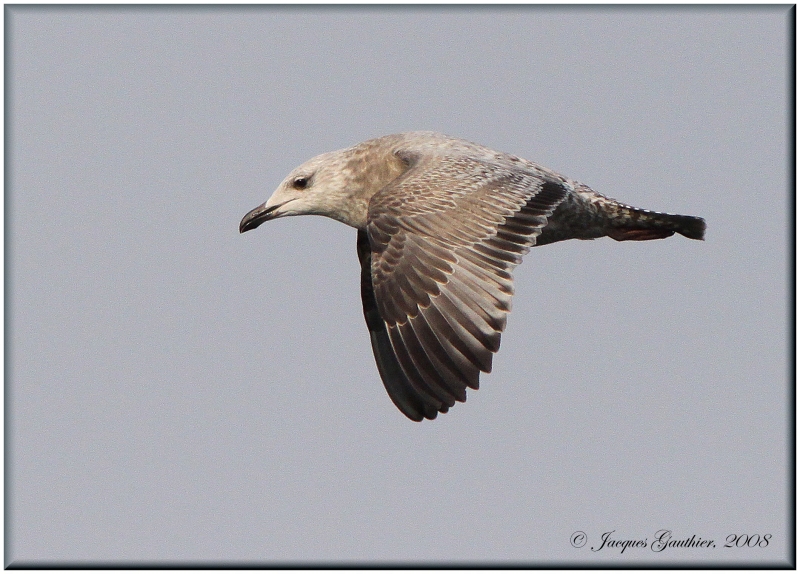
xmin=335 ymin=142 xmax=409 ymax=229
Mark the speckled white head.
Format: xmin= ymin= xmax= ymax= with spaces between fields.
xmin=240 ymin=135 xmax=410 ymax=232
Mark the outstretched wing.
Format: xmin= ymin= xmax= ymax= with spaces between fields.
xmin=361 ymin=153 xmax=570 ymax=420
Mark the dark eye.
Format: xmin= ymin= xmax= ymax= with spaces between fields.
xmin=292 ymin=177 xmax=309 ymax=190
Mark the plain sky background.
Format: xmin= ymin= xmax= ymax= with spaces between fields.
xmin=6 ymin=5 xmax=792 ymax=567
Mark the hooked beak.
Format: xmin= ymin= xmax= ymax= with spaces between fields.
xmin=239 ymin=200 xmax=292 ymax=233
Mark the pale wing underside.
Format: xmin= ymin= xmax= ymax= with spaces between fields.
xmin=361 ymin=154 xmax=569 ymax=420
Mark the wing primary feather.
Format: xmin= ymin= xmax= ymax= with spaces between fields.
xmin=418 ymin=303 xmax=481 ymax=389
xmin=357 ymin=230 xmax=433 ymax=421
xmin=407 ymin=315 xmax=469 ymax=401
xmin=395 ymin=321 xmax=458 ymax=406
xmin=457 ymin=255 xmax=515 ymax=295
xmin=391 ymin=264 xmax=430 ymax=316
xmin=443 ymin=271 xmax=509 ymax=333
xmin=387 ymin=324 xmax=450 ymax=408
xmin=453 ymin=253 xmax=515 ymax=300
xmin=432 ymin=290 xmax=496 ymax=372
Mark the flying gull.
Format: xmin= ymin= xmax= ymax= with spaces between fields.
xmin=240 ymin=132 xmax=705 ymax=421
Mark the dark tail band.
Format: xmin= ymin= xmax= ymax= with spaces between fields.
xmin=609 ymin=209 xmax=706 ymax=242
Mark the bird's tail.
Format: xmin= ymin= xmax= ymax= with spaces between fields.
xmin=607 ymin=206 xmax=706 ymax=242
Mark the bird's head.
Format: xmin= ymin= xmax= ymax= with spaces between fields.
xmin=240 ymin=138 xmax=410 ymax=233
xmin=239 ymin=150 xmax=349 ymax=232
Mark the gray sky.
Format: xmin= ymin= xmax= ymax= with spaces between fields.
xmin=6 ymin=5 xmax=791 ymax=566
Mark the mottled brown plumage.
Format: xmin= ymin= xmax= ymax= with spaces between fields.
xmin=240 ymin=132 xmax=705 ymax=421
